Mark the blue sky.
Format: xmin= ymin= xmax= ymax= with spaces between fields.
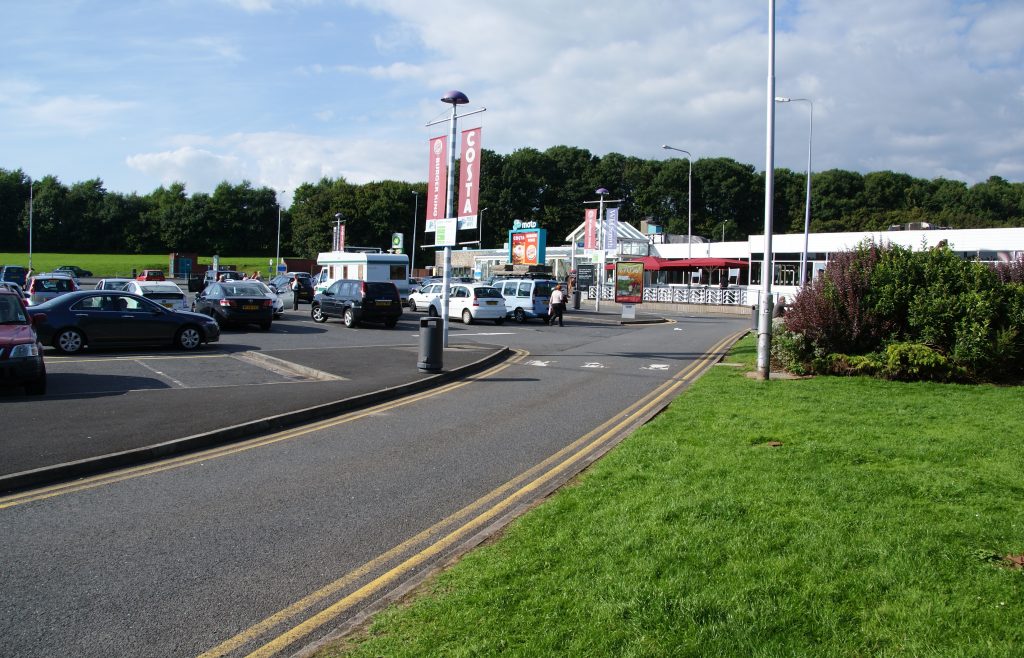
xmin=2 ymin=0 xmax=1022 ymax=207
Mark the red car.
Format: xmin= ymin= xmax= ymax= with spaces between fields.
xmin=0 ymin=291 xmax=46 ymax=395
xmin=137 ymin=269 xmax=166 ymax=281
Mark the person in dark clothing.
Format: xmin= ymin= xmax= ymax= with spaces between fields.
xmin=292 ymin=277 xmax=301 ymax=310
xmin=547 ymin=284 xmax=566 ymax=327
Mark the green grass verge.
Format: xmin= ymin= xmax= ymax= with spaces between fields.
xmin=0 ymin=252 xmax=279 ymax=278
xmin=326 ymin=334 xmax=1024 ymax=657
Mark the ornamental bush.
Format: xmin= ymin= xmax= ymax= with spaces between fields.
xmin=783 ymin=240 xmax=1023 ymax=383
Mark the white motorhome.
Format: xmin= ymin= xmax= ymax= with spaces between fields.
xmin=315 ymin=251 xmax=411 ymax=302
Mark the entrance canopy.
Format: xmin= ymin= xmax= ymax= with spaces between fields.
xmin=605 ymin=257 xmax=749 ymax=270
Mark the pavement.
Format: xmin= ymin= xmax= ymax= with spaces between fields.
xmin=0 ymin=342 xmax=510 ymax=494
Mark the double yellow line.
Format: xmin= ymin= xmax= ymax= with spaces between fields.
xmin=0 ymin=352 xmax=527 ymax=512
xmin=201 ymin=330 xmax=744 ymax=658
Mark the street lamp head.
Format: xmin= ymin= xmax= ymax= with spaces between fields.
xmin=595 ymin=188 xmax=609 ymax=196
xmin=441 ymin=90 xmax=469 ymax=105
xmin=411 ymin=190 xmax=419 ymax=197
xmin=775 ymin=96 xmax=791 ymax=102
xmin=334 ymin=212 xmax=343 ymax=221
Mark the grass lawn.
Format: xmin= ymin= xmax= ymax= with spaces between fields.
xmin=327 ymin=334 xmax=1024 ymax=657
xmin=0 ymin=252 xmax=277 ymax=278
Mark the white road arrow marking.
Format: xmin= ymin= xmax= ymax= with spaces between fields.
xmin=526 ymin=360 xmax=552 ymax=367
xmin=642 ymin=364 xmax=670 ymax=371
xmin=582 ymin=362 xmax=605 ymax=368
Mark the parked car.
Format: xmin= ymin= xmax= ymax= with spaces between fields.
xmin=123 ymin=280 xmax=190 ymax=312
xmin=270 ymin=273 xmax=315 ymax=304
xmin=407 ymin=283 xmax=447 ymax=312
xmin=428 ymin=284 xmax=506 ymax=325
xmin=55 ymin=265 xmax=93 ymax=279
xmin=95 ymin=278 xmax=133 ymax=291
xmin=193 ymin=281 xmax=274 ymax=330
xmin=27 ymin=290 xmax=220 ymax=354
xmin=1 ymin=265 xmax=29 ymax=287
xmin=310 ymin=280 xmax=402 ymax=328
xmin=0 ymin=281 xmax=28 ymax=304
xmin=26 ymin=273 xmax=78 ymax=306
xmin=137 ymin=269 xmax=166 ymax=281
xmin=491 ymin=277 xmax=556 ymax=323
xmin=247 ymin=280 xmax=285 ymax=318
xmin=0 ymin=290 xmax=46 ymax=394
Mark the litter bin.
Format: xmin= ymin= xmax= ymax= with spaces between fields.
xmin=572 ymin=290 xmax=581 ymax=310
xmin=418 ymin=317 xmax=443 ymax=372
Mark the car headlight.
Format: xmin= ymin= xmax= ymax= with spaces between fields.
xmin=11 ymin=343 xmax=40 ymax=358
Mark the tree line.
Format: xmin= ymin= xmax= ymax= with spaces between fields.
xmin=2 ymin=147 xmax=1023 ymax=259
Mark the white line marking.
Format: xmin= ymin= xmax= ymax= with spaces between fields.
xmin=642 ymin=364 xmax=670 ymax=371
xmin=526 ymin=360 xmax=552 ymax=367
xmin=582 ymin=362 xmax=605 ymax=368
xmin=134 ymin=359 xmax=188 ymax=388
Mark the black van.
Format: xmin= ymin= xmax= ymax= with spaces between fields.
xmin=310 ymin=279 xmax=402 ymax=328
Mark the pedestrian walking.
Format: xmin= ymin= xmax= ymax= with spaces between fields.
xmin=548 ymin=284 xmax=566 ymax=327
xmin=291 ymin=276 xmax=301 ymax=310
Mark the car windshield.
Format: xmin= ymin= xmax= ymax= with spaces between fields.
xmin=533 ymin=282 xmax=554 ymax=297
xmin=365 ymin=282 xmax=396 ymax=297
xmin=474 ymin=287 xmax=503 ymax=299
xmin=101 ymin=280 xmax=129 ymax=290
xmin=0 ymin=295 xmax=28 ymax=324
xmin=37 ymin=278 xmax=75 ymax=292
xmin=249 ymin=282 xmax=272 ymax=294
xmin=224 ymin=284 xmax=264 ymax=296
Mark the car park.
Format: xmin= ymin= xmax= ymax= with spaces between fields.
xmin=137 ymin=269 xmax=166 ymax=281
xmin=123 ymin=280 xmax=190 ymax=312
xmin=26 ymin=273 xmax=78 ymax=306
xmin=407 ymin=283 xmax=446 ymax=312
xmin=310 ymin=279 xmax=402 ymax=328
xmin=55 ymin=265 xmax=93 ymax=279
xmin=0 ymin=290 xmax=46 ymax=395
xmin=27 ymin=290 xmax=220 ymax=354
xmin=95 ymin=278 xmax=133 ymax=291
xmin=491 ymin=277 xmax=556 ymax=323
xmin=1 ymin=265 xmax=29 ymax=287
xmin=428 ymin=284 xmax=506 ymax=325
xmin=193 ymin=281 xmax=274 ymax=330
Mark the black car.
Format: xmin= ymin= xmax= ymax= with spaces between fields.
xmin=0 ymin=291 xmax=46 ymax=394
xmin=55 ymin=265 xmax=93 ymax=278
xmin=311 ymin=280 xmax=402 ymax=328
xmin=1 ymin=265 xmax=29 ymax=287
xmin=193 ymin=281 xmax=274 ymax=330
xmin=270 ymin=274 xmax=315 ymax=303
xmin=28 ymin=290 xmax=220 ymax=354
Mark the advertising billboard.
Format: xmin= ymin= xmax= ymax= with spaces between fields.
xmin=425 ymin=135 xmax=447 ymax=232
xmin=614 ymin=261 xmax=644 ymax=304
xmin=509 ymin=228 xmax=547 ymax=265
xmin=457 ymin=127 xmax=482 ymax=230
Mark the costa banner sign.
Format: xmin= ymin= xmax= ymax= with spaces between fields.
xmin=457 ymin=128 xmax=482 ymax=230
xmin=425 ymin=136 xmax=448 ymax=232
xmin=584 ymin=208 xmax=597 ymax=249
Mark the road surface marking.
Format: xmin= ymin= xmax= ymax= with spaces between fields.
xmin=525 ymin=360 xmax=551 ymax=367
xmin=582 ymin=362 xmax=605 ymax=368
xmin=642 ymin=364 xmax=670 ymax=371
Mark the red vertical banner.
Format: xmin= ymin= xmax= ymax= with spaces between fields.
xmin=584 ymin=208 xmax=597 ymax=249
xmin=426 ymin=136 xmax=447 ymax=232
xmin=457 ymin=128 xmax=482 ymax=229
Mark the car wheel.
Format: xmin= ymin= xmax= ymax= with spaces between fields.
xmin=311 ymin=304 xmax=327 ymax=323
xmin=259 ymin=321 xmax=272 ymax=331
xmin=55 ymin=328 xmax=85 ymax=354
xmin=177 ymin=326 xmax=203 ymax=350
xmin=514 ymin=308 xmax=526 ymax=323
xmin=343 ymin=308 xmax=356 ymax=328
xmin=408 ymin=299 xmax=417 ymax=312
xmin=427 ymin=305 xmax=438 ymax=318
xmin=462 ymin=309 xmax=473 ymax=325
xmin=494 ymin=318 xmax=505 ymax=326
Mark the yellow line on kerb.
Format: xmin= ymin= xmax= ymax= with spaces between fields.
xmin=202 ymin=332 xmax=742 ymax=658
xmin=0 ymin=351 xmax=527 ymax=512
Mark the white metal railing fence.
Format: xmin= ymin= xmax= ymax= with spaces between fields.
xmin=587 ymin=284 xmax=750 ymax=306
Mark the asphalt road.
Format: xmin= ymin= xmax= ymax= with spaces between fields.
xmin=0 ymin=304 xmax=749 ymax=657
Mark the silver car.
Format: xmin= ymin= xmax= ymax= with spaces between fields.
xmin=27 ymin=273 xmax=78 ymax=306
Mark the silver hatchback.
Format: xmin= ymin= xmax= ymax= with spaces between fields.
xmin=27 ymin=274 xmax=78 ymax=306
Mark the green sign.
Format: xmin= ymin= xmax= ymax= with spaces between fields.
xmin=392 ymin=232 xmax=403 ymax=252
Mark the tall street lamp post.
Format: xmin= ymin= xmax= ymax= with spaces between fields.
xmin=756 ymin=0 xmax=778 ymax=381
xmin=275 ymin=190 xmax=285 ymax=275
xmin=661 ymin=145 xmax=693 ymax=259
xmin=28 ymin=176 xmax=34 ymax=271
xmin=411 ymin=190 xmax=419 ymax=276
xmin=478 ymin=207 xmax=488 ymax=248
xmin=776 ymin=96 xmax=813 ymax=287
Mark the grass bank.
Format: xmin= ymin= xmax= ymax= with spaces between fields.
xmin=0 ymin=252 xmax=276 ymax=278
xmin=326 ymin=334 xmax=1024 ymax=657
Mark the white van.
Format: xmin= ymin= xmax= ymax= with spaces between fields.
xmin=491 ymin=277 xmax=556 ymax=323
xmin=315 ymin=251 xmax=410 ymax=303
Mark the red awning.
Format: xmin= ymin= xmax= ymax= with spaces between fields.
xmin=604 ymin=256 xmax=666 ymax=271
